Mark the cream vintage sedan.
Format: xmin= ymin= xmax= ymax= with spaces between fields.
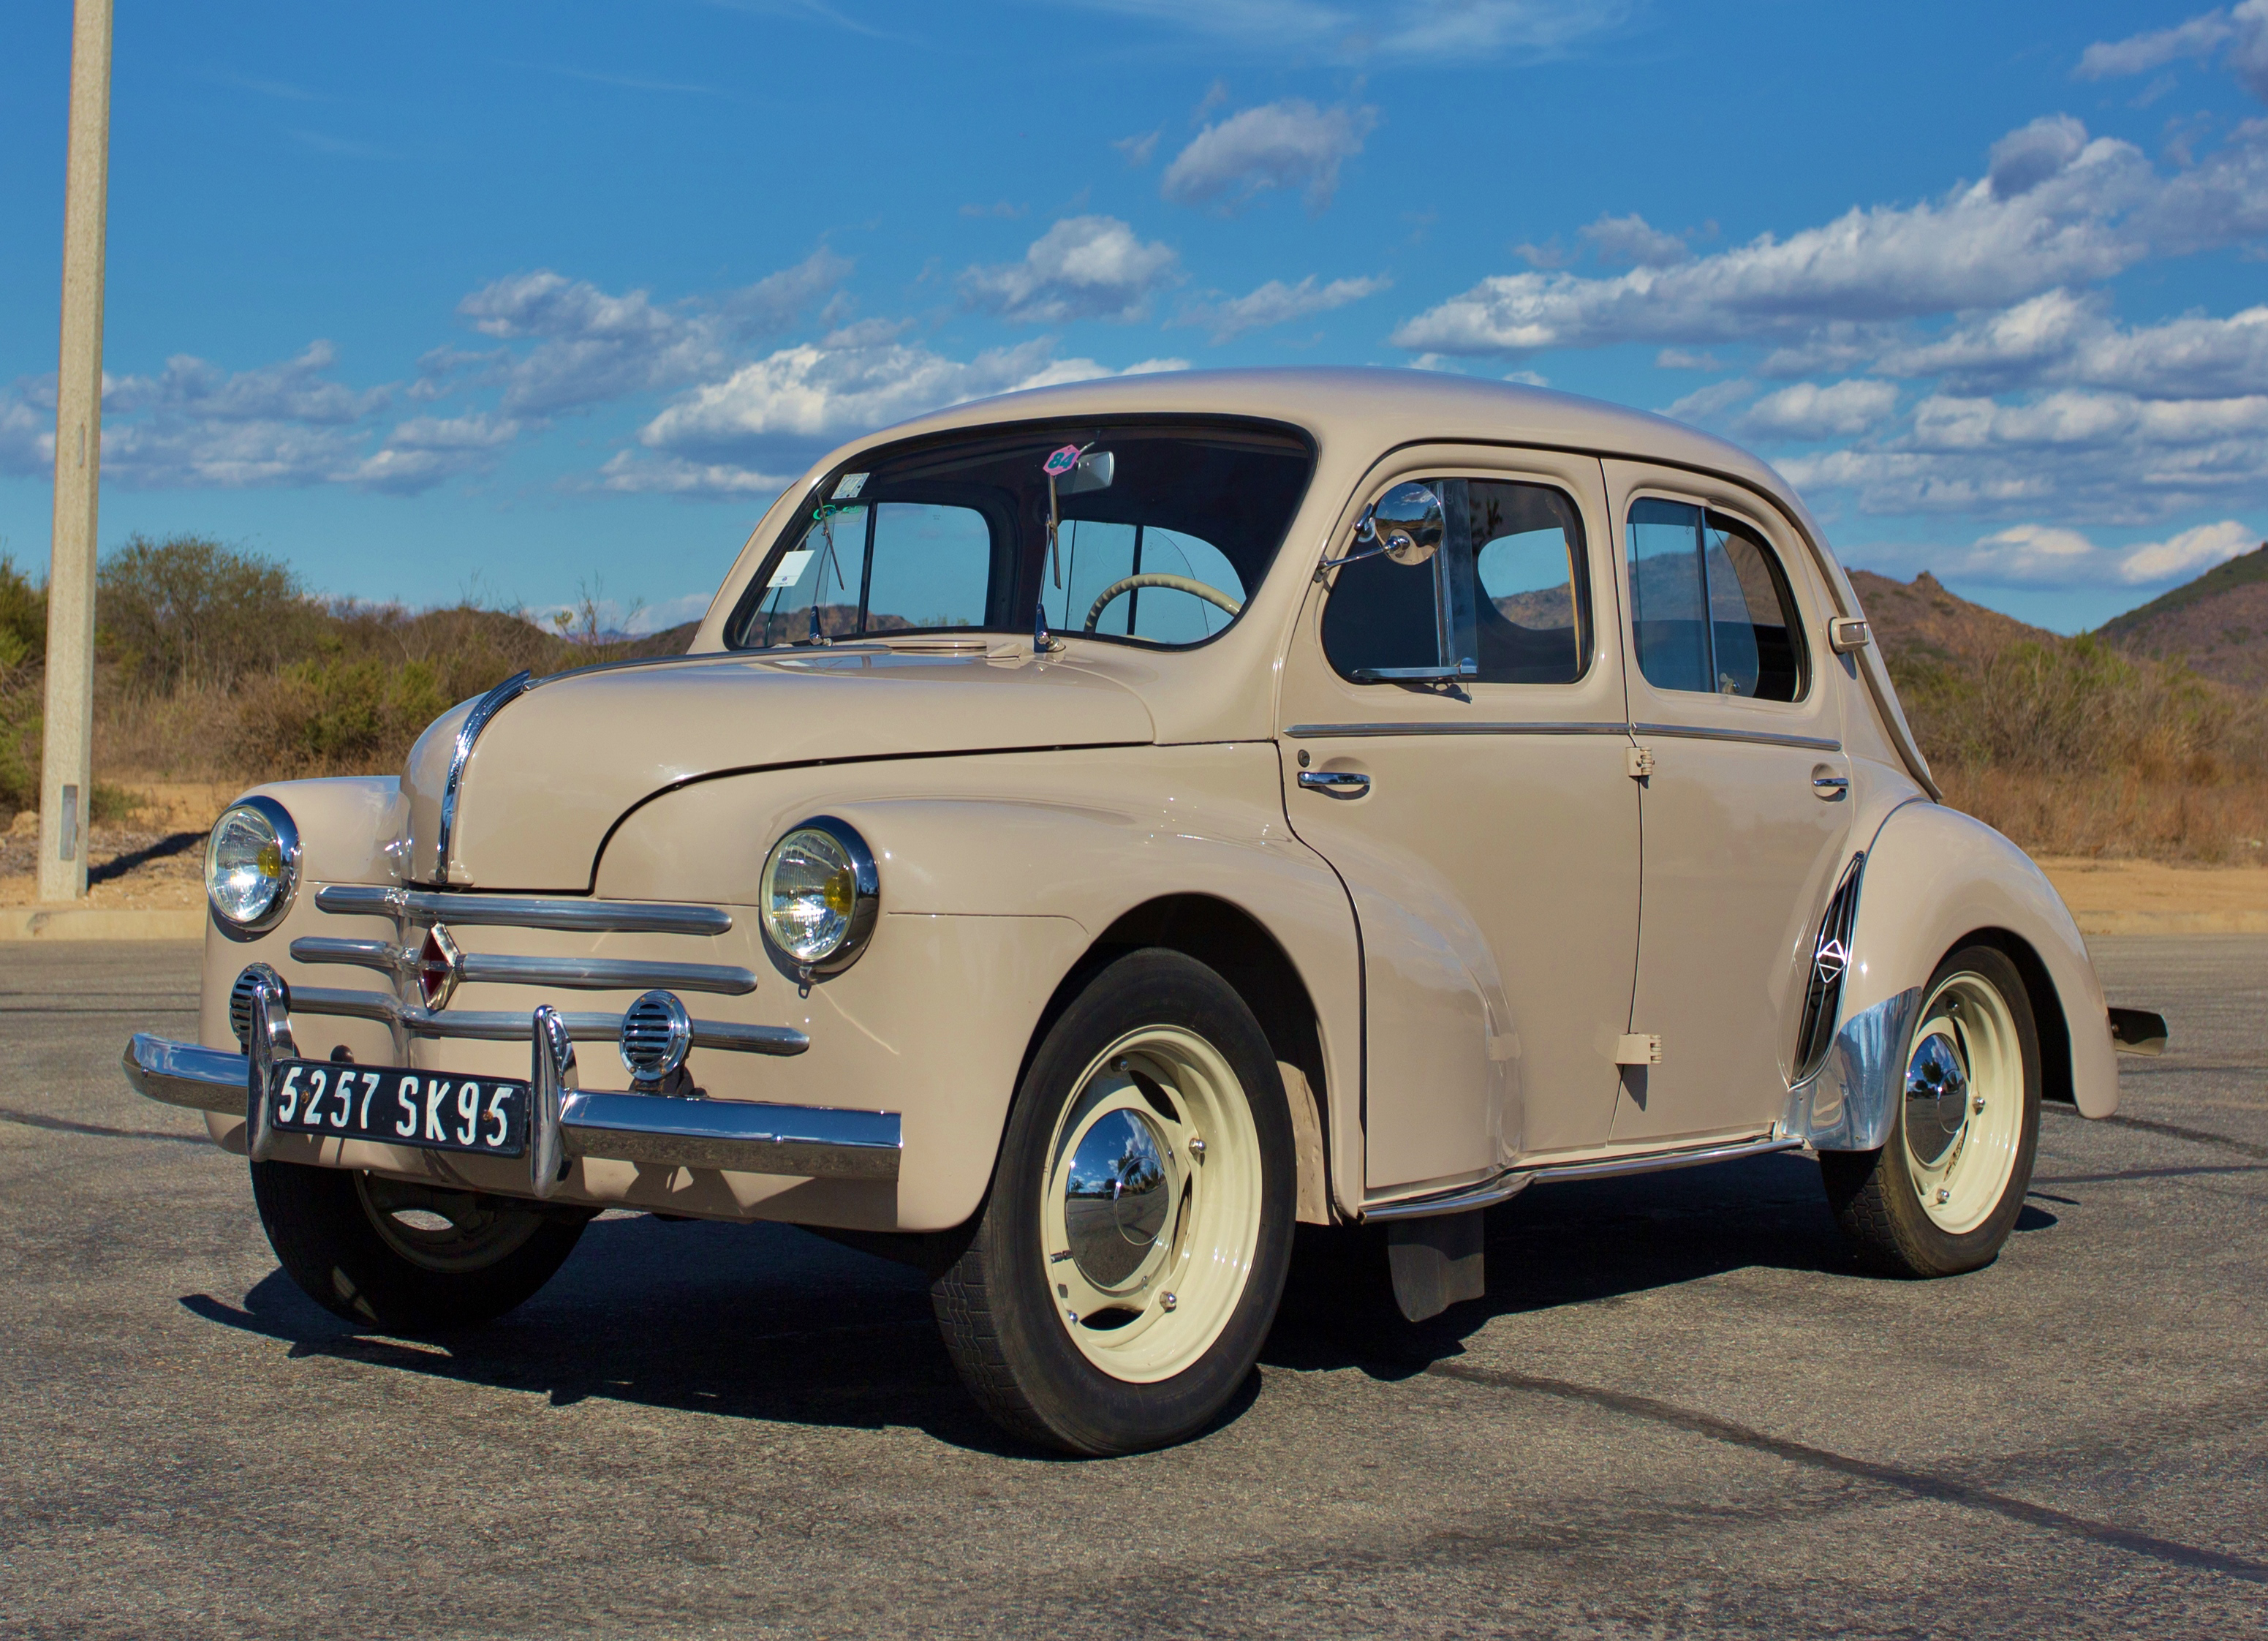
xmin=125 ymin=369 xmax=2166 ymax=1455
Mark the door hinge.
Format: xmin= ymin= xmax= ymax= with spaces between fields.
xmin=1614 ymin=1033 xmax=1663 ymax=1065
xmin=1625 ymin=746 xmax=1655 ymax=781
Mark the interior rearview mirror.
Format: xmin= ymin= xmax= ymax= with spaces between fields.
xmin=1056 ymin=450 xmax=1114 ymax=495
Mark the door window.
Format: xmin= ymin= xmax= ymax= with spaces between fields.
xmin=1323 ymin=478 xmax=1590 ymax=685
xmin=1626 ymin=499 xmax=1807 ymax=702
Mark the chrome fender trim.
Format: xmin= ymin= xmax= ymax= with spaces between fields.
xmin=1785 ymin=985 xmax=1924 ymax=1152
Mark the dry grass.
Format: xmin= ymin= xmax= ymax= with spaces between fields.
xmin=1932 ymin=767 xmax=2268 ymax=863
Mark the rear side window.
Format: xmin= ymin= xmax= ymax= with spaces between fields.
xmin=1626 ymin=499 xmax=1806 ymax=702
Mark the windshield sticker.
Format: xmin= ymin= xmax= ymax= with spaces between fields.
xmin=832 ymin=472 xmax=869 ymax=498
xmin=767 ymin=548 xmax=816 ymax=589
xmin=1043 ymin=445 xmax=1084 ymax=477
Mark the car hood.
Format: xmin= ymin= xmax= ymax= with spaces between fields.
xmin=401 ymin=647 xmax=1157 ymax=891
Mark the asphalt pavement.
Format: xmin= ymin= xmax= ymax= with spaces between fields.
xmin=1 ymin=937 xmax=2262 ymax=1639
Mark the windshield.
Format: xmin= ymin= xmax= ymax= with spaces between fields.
xmin=727 ymin=420 xmax=1314 ymax=651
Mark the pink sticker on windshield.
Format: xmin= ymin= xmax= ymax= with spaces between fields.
xmin=1043 ymin=445 xmax=1083 ymax=476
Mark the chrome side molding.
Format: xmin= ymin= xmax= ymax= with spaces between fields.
xmin=290 ymin=937 xmax=758 ymax=997
xmin=432 ymin=669 xmax=533 ymax=882
xmin=314 ymin=883 xmax=733 ymax=937
xmin=119 ymin=1027 xmax=895 ymax=1184
xmin=1785 ymin=986 xmax=1925 ymax=1152
xmin=1364 ymin=1131 xmax=1807 ymax=1221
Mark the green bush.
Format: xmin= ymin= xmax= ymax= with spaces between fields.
xmin=0 ymin=555 xmax=43 ymax=670
xmin=231 ymin=656 xmax=453 ymax=774
xmin=98 ymin=534 xmax=322 ymax=691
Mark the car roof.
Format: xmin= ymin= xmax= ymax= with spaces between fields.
xmin=870 ymin=365 xmax=1802 ymax=518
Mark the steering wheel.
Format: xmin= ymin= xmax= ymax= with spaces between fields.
xmin=1083 ymin=574 xmax=1242 ymax=633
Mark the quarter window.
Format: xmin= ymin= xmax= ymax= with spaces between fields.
xmin=1626 ymin=499 xmax=1806 ymax=702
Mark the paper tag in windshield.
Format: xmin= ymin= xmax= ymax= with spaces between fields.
xmin=832 ymin=472 xmax=869 ymax=499
xmin=768 ymin=549 xmax=816 ymax=589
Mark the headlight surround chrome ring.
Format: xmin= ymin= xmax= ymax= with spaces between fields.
xmin=757 ymin=815 xmax=879 ymax=978
xmin=204 ymin=796 xmax=301 ymax=935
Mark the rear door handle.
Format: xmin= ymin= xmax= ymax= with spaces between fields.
xmin=1298 ymin=769 xmax=1372 ymax=799
xmin=1811 ymin=767 xmax=1850 ymax=800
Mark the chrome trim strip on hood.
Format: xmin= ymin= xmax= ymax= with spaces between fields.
xmin=315 ymin=883 xmax=733 ymax=936
xmin=431 ymin=669 xmax=532 ymax=883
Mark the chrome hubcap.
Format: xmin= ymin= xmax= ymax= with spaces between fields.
xmin=1901 ymin=972 xmax=2023 ymax=1234
xmin=1062 ymin=1106 xmax=1173 ymax=1289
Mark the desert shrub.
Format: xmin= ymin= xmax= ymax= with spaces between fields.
xmin=230 ymin=657 xmax=453 ymax=775
xmin=97 ymin=534 xmax=322 ymax=691
xmin=0 ymin=555 xmax=43 ymax=669
xmin=0 ymin=677 xmax=37 ymax=814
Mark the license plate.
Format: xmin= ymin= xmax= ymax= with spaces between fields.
xmin=266 ymin=1060 xmax=529 ymax=1158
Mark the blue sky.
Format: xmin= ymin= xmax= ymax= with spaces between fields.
xmin=5 ymin=1 xmax=2267 ymax=634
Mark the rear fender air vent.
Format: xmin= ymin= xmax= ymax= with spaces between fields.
xmin=1794 ymin=853 xmax=1865 ymax=1081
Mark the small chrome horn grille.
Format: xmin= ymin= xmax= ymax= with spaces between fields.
xmin=229 ymin=965 xmax=288 ymax=1049
xmin=619 ymin=990 xmax=694 ymax=1085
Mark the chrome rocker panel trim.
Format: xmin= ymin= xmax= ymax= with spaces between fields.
xmin=1363 ymin=1132 xmax=1807 ymax=1221
xmin=121 ymin=1030 xmax=896 ymax=1182
xmin=289 ymin=936 xmax=759 ymax=997
xmin=284 ymin=984 xmax=807 ymax=1055
xmin=314 ymin=883 xmax=733 ymax=937
xmin=1784 ymin=986 xmax=1927 ymax=1153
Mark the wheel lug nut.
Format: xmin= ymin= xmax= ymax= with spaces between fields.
xmin=1160 ymin=1292 xmax=1177 ymax=1312
xmin=1972 ymin=1095 xmax=1986 ymax=1114
xmin=1935 ymin=1188 xmax=1951 ymax=1204
xmin=1187 ymin=1136 xmax=1206 ymax=1158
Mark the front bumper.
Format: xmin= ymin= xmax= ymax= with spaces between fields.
xmin=123 ymin=1021 xmax=902 ymax=1188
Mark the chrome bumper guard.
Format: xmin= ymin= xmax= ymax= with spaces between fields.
xmin=122 ymin=997 xmax=900 ymax=1193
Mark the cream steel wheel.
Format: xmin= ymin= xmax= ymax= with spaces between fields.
xmin=1040 ymin=1027 xmax=1263 ymax=1382
xmin=1822 ymin=943 xmax=2043 ymax=1278
xmin=931 ymin=950 xmax=1296 ymax=1455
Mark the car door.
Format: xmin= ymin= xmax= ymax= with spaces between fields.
xmin=1277 ymin=448 xmax=1640 ymax=1199
xmin=1603 ymin=460 xmax=1853 ymax=1147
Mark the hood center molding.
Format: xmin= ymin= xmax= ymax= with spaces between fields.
xmin=430 ymin=668 xmax=534 ymax=884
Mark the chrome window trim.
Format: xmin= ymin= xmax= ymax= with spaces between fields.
xmin=284 ymin=984 xmax=807 ymax=1056
xmin=314 ymin=883 xmax=733 ymax=936
xmin=289 ymin=937 xmax=757 ymax=996
xmin=1285 ymin=720 xmax=1631 ymax=739
xmin=1630 ymin=721 xmax=1842 ymax=753
xmin=431 ymin=668 xmax=534 ymax=883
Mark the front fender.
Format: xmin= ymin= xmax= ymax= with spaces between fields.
xmin=1822 ymin=800 xmax=2115 ymax=1137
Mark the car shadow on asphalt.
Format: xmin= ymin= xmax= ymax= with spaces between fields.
xmin=175 ymin=1151 xmax=2060 ymax=1455
xmin=1263 ymin=1150 xmax=2060 ymax=1382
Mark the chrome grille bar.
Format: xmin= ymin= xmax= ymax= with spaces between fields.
xmin=289 ymin=985 xmax=806 ymax=1056
xmin=315 ymin=883 xmax=732 ymax=936
xmin=289 ymin=938 xmax=757 ymax=996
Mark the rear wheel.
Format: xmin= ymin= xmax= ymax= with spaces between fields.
xmin=251 ymin=1161 xmax=586 ymax=1330
xmin=1821 ymin=943 xmax=2041 ymax=1277
xmin=931 ymin=950 xmax=1296 ymax=1455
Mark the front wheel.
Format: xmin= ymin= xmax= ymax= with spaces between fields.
xmin=931 ymin=950 xmax=1296 ymax=1455
xmin=251 ymin=1161 xmax=588 ymax=1330
xmin=1821 ymin=943 xmax=2042 ymax=1277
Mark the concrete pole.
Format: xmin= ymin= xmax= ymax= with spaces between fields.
xmin=38 ymin=0 xmax=113 ymax=904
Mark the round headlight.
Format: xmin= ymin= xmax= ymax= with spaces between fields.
xmin=205 ymin=796 xmax=300 ymax=932
xmin=759 ymin=816 xmax=879 ymax=976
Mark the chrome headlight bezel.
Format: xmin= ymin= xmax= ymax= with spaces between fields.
xmin=204 ymin=795 xmax=302 ymax=935
xmin=757 ymin=815 xmax=880 ymax=978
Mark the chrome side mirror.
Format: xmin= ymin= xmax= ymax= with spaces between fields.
xmin=1318 ymin=481 xmax=1444 ymax=578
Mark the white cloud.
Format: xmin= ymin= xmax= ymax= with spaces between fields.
xmin=1178 ymin=273 xmax=1389 ymax=342
xmin=1657 ymin=348 xmax=1724 ymax=370
xmin=1738 ymin=379 xmax=1900 ymax=440
xmin=1987 ymin=115 xmax=2089 ymax=199
xmin=1160 ymin=99 xmax=1377 ymax=215
xmin=1663 ymin=378 xmax=1755 ymax=425
xmin=2076 ymin=11 xmax=2234 ymax=80
xmin=1919 ymin=518 xmax=2261 ymax=585
xmin=1114 ymin=129 xmax=1160 ymax=167
xmin=2075 ymin=4 xmax=2268 ymax=102
xmin=1055 ymin=1 xmax=1629 ymax=60
xmin=627 ymin=332 xmax=1189 ymax=493
xmin=344 ymin=412 xmax=522 ymax=494
xmin=597 ymin=451 xmax=798 ymax=497
xmin=960 ymin=216 xmax=1182 ymax=324
xmin=1579 ymin=212 xmax=1690 ymax=266
xmin=458 ymin=249 xmax=853 ymax=416
xmin=1876 ymin=288 xmax=2268 ymax=399
xmin=1393 ymin=124 xmax=2155 ymax=358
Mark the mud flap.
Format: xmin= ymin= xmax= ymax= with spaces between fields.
xmin=1386 ymin=1208 xmax=1486 ymax=1322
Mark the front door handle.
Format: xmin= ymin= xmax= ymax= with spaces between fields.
xmin=1298 ymin=769 xmax=1372 ymax=799
xmin=1811 ymin=766 xmax=1850 ymax=800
